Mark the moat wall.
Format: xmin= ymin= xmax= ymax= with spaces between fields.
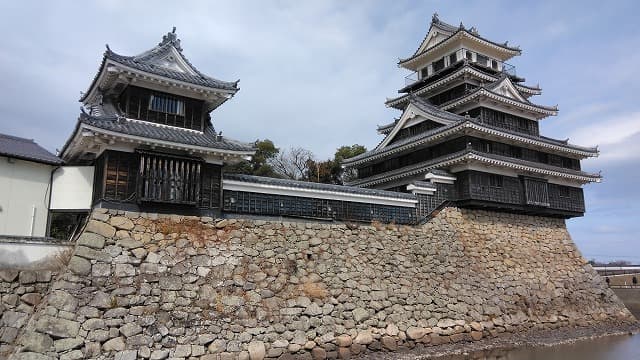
xmin=6 ymin=207 xmax=634 ymax=359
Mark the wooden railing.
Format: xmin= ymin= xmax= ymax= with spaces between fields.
xmin=137 ymin=152 xmax=201 ymax=204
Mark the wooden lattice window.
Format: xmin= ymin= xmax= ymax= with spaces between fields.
xmin=101 ymin=151 xmax=137 ymax=201
xmin=523 ymin=177 xmax=549 ymax=207
xmin=138 ymin=152 xmax=202 ymax=205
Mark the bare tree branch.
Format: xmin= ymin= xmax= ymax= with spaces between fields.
xmin=269 ymin=147 xmax=315 ymax=180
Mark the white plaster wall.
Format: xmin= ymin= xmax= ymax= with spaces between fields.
xmin=50 ymin=166 xmax=95 ymax=210
xmin=0 ymin=156 xmax=53 ymax=237
xmin=0 ymin=241 xmax=72 ymax=268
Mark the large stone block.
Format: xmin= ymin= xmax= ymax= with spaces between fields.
xmin=247 ymin=341 xmax=265 ymax=360
xmin=77 ymin=232 xmax=106 ymax=249
xmin=75 ymin=246 xmax=112 ymax=262
xmin=35 ymin=315 xmax=80 ymax=338
xmin=20 ymin=331 xmax=53 ymax=353
xmin=48 ymin=290 xmax=78 ymax=312
xmin=110 ymin=216 xmax=135 ymax=230
xmin=85 ymin=219 xmax=116 ymax=237
xmin=0 ymin=269 xmax=19 ymax=282
xmin=67 ymin=256 xmax=91 ymax=275
xmin=158 ymin=276 xmax=182 ymax=290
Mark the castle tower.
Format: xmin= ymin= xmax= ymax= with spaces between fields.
xmin=342 ymin=14 xmax=600 ymax=218
xmin=61 ymin=28 xmax=255 ymax=216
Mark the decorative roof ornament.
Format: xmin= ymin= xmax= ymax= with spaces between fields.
xmin=159 ymin=26 xmax=182 ymax=52
xmin=432 ymin=12 xmax=439 ymax=23
xmin=459 ymin=22 xmax=465 ymax=30
xmin=469 ymin=26 xmax=478 ymax=35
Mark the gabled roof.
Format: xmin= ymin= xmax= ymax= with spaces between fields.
xmin=343 ymin=99 xmax=596 ymax=168
xmin=484 ymin=74 xmax=528 ymax=103
xmin=387 ymin=62 xmax=541 ymax=110
xmin=438 ymin=85 xmax=558 ymax=119
xmin=0 ymin=132 xmax=62 ymax=165
xmin=375 ymin=95 xmax=463 ymax=150
xmin=81 ymin=28 xmax=238 ymax=103
xmin=399 ymin=14 xmax=521 ymax=67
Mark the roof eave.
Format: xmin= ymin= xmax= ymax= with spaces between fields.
xmin=398 ymin=30 xmax=521 ymax=68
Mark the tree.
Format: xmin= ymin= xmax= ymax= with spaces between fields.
xmin=270 ymin=147 xmax=315 ymax=180
xmin=306 ymin=144 xmax=367 ymax=185
xmin=225 ymin=139 xmax=279 ymax=177
xmin=334 ymin=144 xmax=366 ymax=184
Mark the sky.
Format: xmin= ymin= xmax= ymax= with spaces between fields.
xmin=0 ymin=1 xmax=638 ymax=262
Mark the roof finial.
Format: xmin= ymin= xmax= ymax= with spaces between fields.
xmin=432 ymin=12 xmax=439 ymax=23
xmin=160 ymin=27 xmax=182 ymax=51
xmin=105 ymin=44 xmax=111 ymax=52
xmin=459 ymin=21 xmax=465 ymax=30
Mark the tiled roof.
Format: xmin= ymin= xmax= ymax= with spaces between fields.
xmin=0 ymin=132 xmax=62 ymax=165
xmin=81 ymin=29 xmax=238 ymax=103
xmin=223 ymin=173 xmax=417 ymax=200
xmin=105 ymin=49 xmax=238 ymax=91
xmin=347 ymin=149 xmax=600 ymax=187
xmin=400 ymin=15 xmax=521 ymax=65
xmin=409 ymin=95 xmax=468 ymax=122
xmin=344 ymin=98 xmax=596 ymax=167
xmin=78 ymin=111 xmax=255 ymax=153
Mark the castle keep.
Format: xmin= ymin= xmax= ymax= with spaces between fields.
xmin=343 ymin=14 xmax=600 ymax=219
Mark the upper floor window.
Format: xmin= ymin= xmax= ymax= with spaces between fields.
xmin=119 ymin=86 xmax=205 ymax=131
xmin=449 ymin=53 xmax=458 ymax=65
xmin=433 ymin=58 xmax=445 ymax=72
xmin=476 ymin=54 xmax=489 ymax=67
xmin=149 ymin=94 xmax=185 ymax=116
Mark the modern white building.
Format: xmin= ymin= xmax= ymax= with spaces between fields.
xmin=0 ymin=133 xmax=62 ymax=238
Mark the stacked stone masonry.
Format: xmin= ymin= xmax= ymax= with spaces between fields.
xmin=6 ymin=207 xmax=634 ymax=359
xmin=0 ymin=270 xmax=55 ymax=357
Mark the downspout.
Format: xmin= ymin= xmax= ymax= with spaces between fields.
xmin=45 ymin=165 xmax=61 ymax=237
xmin=29 ymin=205 xmax=36 ymax=236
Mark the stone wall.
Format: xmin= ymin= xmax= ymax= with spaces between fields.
xmin=0 ymin=269 xmax=55 ymax=357
xmin=8 ymin=207 xmax=634 ymax=359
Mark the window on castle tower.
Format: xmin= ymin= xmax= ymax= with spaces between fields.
xmin=433 ymin=58 xmax=445 ymax=72
xmin=449 ymin=53 xmax=458 ymax=65
xmin=149 ymin=94 xmax=185 ymax=116
xmin=465 ymin=51 xmax=473 ymax=61
xmin=476 ymin=54 xmax=489 ymax=67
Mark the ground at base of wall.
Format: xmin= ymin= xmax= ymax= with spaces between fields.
xmin=362 ymin=321 xmax=639 ymax=359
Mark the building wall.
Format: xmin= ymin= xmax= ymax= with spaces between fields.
xmin=7 ymin=207 xmax=634 ymax=359
xmin=0 ymin=156 xmax=54 ymax=237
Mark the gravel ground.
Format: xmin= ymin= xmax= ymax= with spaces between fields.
xmin=356 ymin=322 xmax=640 ymax=359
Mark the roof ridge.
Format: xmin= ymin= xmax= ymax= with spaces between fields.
xmin=0 ymin=132 xmax=35 ymax=142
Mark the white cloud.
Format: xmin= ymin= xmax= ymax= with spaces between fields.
xmin=568 ymin=111 xmax=640 ymax=162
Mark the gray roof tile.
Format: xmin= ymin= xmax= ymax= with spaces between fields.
xmin=0 ymin=133 xmax=62 ymax=165
xmin=223 ymin=173 xmax=417 ymax=200
xmin=106 ymin=49 xmax=238 ymax=91
xmin=79 ymin=112 xmax=255 ymax=153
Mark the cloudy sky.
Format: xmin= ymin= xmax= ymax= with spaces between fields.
xmin=0 ymin=1 xmax=638 ymax=262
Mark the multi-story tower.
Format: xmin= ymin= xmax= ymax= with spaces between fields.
xmin=343 ymin=14 xmax=600 ymax=218
xmin=60 ymin=29 xmax=255 ymax=216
